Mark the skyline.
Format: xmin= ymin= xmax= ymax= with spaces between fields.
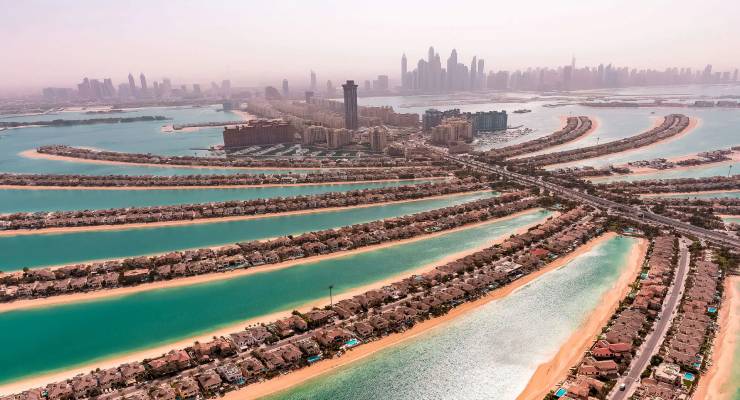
xmin=3 ymin=0 xmax=740 ymax=93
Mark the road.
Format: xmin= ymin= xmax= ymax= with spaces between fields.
xmin=609 ymin=239 xmax=690 ymax=399
xmin=437 ymin=152 xmax=740 ymax=249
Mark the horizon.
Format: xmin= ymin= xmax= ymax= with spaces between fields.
xmin=2 ymin=0 xmax=740 ymax=94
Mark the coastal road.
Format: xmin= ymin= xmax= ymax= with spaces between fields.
xmin=609 ymin=238 xmax=691 ymax=400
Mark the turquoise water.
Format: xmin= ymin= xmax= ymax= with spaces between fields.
xmin=272 ymin=235 xmax=637 ymax=400
xmin=0 ymin=105 xmax=301 ymax=176
xmin=0 ymin=180 xmax=436 ymax=213
xmin=0 ymin=210 xmax=551 ymax=385
xmin=359 ymin=93 xmax=740 ymax=168
xmin=723 ymin=217 xmax=740 ymax=224
xmin=0 ymin=192 xmax=494 ymax=271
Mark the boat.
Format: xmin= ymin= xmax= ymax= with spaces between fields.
xmin=513 ymin=109 xmax=532 ymax=113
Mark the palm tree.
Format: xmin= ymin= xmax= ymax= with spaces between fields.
xmin=328 ymin=284 xmax=334 ymax=307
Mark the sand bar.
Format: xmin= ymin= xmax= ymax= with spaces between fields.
xmin=545 ymin=116 xmax=700 ymax=170
xmin=0 ymin=190 xmax=492 ymax=237
xmin=516 ymin=234 xmax=648 ymax=400
xmin=0 ymin=214 xmax=554 ymax=396
xmin=693 ymin=276 xmax=740 ymax=400
xmin=20 ymin=149 xmax=434 ymax=171
xmin=0 ymin=177 xmax=446 ymax=191
xmin=0 ymin=208 xmax=546 ymax=314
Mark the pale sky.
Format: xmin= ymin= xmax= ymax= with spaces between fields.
xmin=2 ymin=0 xmax=739 ymax=92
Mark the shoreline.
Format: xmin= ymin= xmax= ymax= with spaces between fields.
xmin=516 ymin=235 xmax=649 ymax=400
xmin=0 ymin=214 xmax=555 ymax=396
xmin=544 ymin=115 xmax=701 ymax=170
xmin=0 ymin=189 xmax=492 ymax=237
xmin=232 ymin=232 xmax=620 ymax=400
xmin=0 ymin=208 xmax=546 ymax=314
xmin=693 ymin=276 xmax=740 ymax=400
xmin=0 ymin=177 xmax=445 ymax=191
xmin=19 ymin=149 xmax=433 ymax=171
xmin=639 ymin=189 xmax=740 ymax=198
xmin=508 ymin=115 xmax=601 ymax=160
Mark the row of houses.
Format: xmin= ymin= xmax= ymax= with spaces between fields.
xmin=0 ymin=192 xmax=536 ymax=302
xmin=0 ymin=168 xmax=451 ymax=188
xmin=599 ymin=176 xmax=740 ymax=195
xmin=2 ymin=207 xmax=601 ymax=400
xmin=638 ymin=202 xmax=730 ymax=231
xmin=37 ymin=145 xmax=440 ymax=169
xmin=513 ymin=114 xmax=690 ymax=167
xmin=486 ymin=116 xmax=592 ymax=161
xmin=625 ymin=149 xmax=733 ymax=172
xmin=551 ymin=235 xmax=678 ymax=400
xmin=634 ymin=252 xmax=723 ymax=399
xmin=643 ymin=198 xmax=740 ymax=211
xmin=0 ymin=180 xmax=492 ymax=231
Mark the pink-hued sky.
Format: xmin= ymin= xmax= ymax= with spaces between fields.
xmin=1 ymin=0 xmax=738 ymax=92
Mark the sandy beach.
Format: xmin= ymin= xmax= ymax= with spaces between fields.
xmin=20 ymin=149 xmax=434 ymax=171
xmin=226 ymin=232 xmax=620 ymax=400
xmin=0 ymin=213 xmax=554 ymax=396
xmin=639 ymin=189 xmax=740 ymax=198
xmin=0 ymin=176 xmax=446 ymax=191
xmin=693 ymin=276 xmax=740 ymax=400
xmin=544 ymin=116 xmax=701 ymax=170
xmin=0 ymin=208 xmax=546 ymax=314
xmin=0 ymin=189 xmax=491 ymax=237
xmin=508 ymin=115 xmax=601 ymax=160
xmin=516 ymin=234 xmax=648 ymax=400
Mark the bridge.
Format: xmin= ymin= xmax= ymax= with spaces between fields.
xmin=437 ymin=151 xmax=740 ymax=249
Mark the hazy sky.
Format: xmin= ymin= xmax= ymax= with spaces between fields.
xmin=2 ymin=0 xmax=739 ymax=91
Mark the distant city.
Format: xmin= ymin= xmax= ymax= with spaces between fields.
xmin=401 ymin=46 xmax=740 ymax=93
xmin=36 ymin=46 xmax=740 ymax=104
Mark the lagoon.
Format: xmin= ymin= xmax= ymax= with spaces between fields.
xmin=0 ymin=192 xmax=494 ymax=271
xmin=272 ymin=235 xmax=637 ymax=400
xmin=0 ymin=209 xmax=552 ymax=386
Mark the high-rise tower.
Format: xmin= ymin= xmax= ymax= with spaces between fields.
xmin=342 ymin=80 xmax=358 ymax=130
xmin=139 ymin=73 xmax=147 ymax=91
xmin=282 ymin=79 xmax=289 ymax=97
xmin=401 ymin=54 xmax=408 ymax=89
xmin=310 ymin=70 xmax=317 ymax=91
xmin=447 ymin=49 xmax=458 ymax=91
xmin=127 ymin=73 xmax=136 ymax=95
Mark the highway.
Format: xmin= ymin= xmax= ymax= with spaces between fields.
xmin=609 ymin=239 xmax=690 ymax=399
xmin=437 ymin=152 xmax=740 ymax=249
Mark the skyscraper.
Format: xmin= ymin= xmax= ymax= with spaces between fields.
xmin=470 ymin=56 xmax=477 ymax=89
xmin=139 ymin=73 xmax=148 ymax=91
xmin=477 ymin=58 xmax=485 ymax=88
xmin=128 ymin=73 xmax=136 ymax=95
xmin=342 ymin=80 xmax=358 ymax=130
xmin=401 ymin=54 xmax=408 ymax=89
xmin=282 ymin=79 xmax=289 ymax=97
xmin=310 ymin=70 xmax=317 ymax=91
xmin=446 ymin=49 xmax=458 ymax=91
